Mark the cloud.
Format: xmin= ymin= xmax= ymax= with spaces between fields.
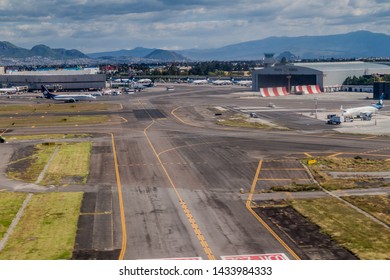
xmin=0 ymin=0 xmax=389 ymax=52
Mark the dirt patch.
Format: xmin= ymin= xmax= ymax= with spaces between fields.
xmin=72 ymin=249 xmax=120 ymax=260
xmin=6 ymin=145 xmax=37 ymax=180
xmin=252 ymin=202 xmax=358 ymax=260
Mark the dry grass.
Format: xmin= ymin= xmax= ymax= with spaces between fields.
xmin=0 ymin=103 xmax=117 ymax=115
xmin=344 ymin=195 xmax=390 ymax=226
xmin=41 ymin=142 xmax=92 ymax=186
xmin=0 ymin=115 xmax=111 ymax=127
xmin=7 ymin=143 xmax=58 ymax=183
xmin=0 ymin=192 xmax=28 ymax=239
xmin=292 ymin=197 xmax=390 ymax=259
xmin=0 ymin=192 xmax=83 ymax=260
xmin=4 ymin=134 xmax=90 ymax=141
xmin=217 ymin=115 xmax=273 ymax=129
xmin=304 ymin=157 xmax=390 ymax=190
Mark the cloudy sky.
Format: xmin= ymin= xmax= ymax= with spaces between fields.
xmin=1 ymin=0 xmax=389 ymax=53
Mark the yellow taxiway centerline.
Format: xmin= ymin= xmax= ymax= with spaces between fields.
xmin=111 ymin=133 xmax=127 ymax=260
xmin=144 ymin=120 xmax=216 ymax=260
xmin=246 ymin=160 xmax=301 ymax=260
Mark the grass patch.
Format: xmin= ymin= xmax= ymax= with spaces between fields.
xmin=0 ymin=192 xmax=83 ymax=260
xmin=343 ymin=195 xmax=390 ymax=226
xmin=304 ymin=157 xmax=390 ymax=190
xmin=217 ymin=115 xmax=273 ymax=129
xmin=7 ymin=143 xmax=58 ymax=183
xmin=4 ymin=134 xmax=90 ymax=141
xmin=0 ymin=192 xmax=28 ymax=239
xmin=291 ymin=198 xmax=390 ymax=259
xmin=41 ymin=142 xmax=92 ymax=186
xmin=0 ymin=115 xmax=111 ymax=127
xmin=271 ymin=182 xmax=320 ymax=192
xmin=305 ymin=157 xmax=390 ymax=172
xmin=0 ymin=103 xmax=117 ymax=115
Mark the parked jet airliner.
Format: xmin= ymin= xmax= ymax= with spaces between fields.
xmin=41 ymin=85 xmax=96 ymax=102
xmin=341 ymin=93 xmax=384 ymax=118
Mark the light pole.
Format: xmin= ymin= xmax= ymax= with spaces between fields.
xmin=314 ymin=97 xmax=318 ymax=119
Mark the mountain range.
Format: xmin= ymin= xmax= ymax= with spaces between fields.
xmin=0 ymin=42 xmax=87 ymax=59
xmin=1 ymin=31 xmax=390 ymax=64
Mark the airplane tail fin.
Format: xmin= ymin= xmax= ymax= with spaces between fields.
xmin=374 ymin=93 xmax=385 ymax=109
xmin=41 ymin=85 xmax=56 ymax=99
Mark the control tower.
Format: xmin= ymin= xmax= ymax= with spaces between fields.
xmin=263 ymin=53 xmax=276 ymax=68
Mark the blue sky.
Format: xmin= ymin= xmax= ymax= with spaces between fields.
xmin=0 ymin=0 xmax=389 ymax=53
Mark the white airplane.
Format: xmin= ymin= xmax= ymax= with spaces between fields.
xmin=192 ymin=79 xmax=209 ymax=85
xmin=212 ymin=79 xmax=233 ymax=85
xmin=236 ymin=80 xmax=252 ymax=86
xmin=136 ymin=79 xmax=153 ymax=87
xmin=41 ymin=85 xmax=96 ymax=102
xmin=341 ymin=93 xmax=384 ymax=118
xmin=0 ymin=87 xmax=19 ymax=94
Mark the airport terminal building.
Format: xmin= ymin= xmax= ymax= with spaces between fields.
xmin=0 ymin=69 xmax=106 ymax=91
xmin=252 ymin=62 xmax=390 ymax=94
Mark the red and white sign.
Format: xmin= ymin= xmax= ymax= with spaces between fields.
xmin=160 ymin=257 xmax=203 ymax=260
xmin=260 ymin=87 xmax=289 ymax=97
xmin=294 ymin=85 xmax=322 ymax=94
xmin=221 ymin=253 xmax=289 ymax=260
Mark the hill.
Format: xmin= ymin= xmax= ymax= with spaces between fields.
xmin=177 ymin=31 xmax=390 ymax=61
xmin=144 ymin=49 xmax=190 ymax=62
xmin=87 ymin=47 xmax=154 ymax=59
xmin=0 ymin=42 xmax=88 ymax=59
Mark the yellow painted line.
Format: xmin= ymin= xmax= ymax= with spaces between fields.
xmin=171 ymin=106 xmax=193 ymax=126
xmin=361 ymin=135 xmax=377 ymax=140
xmin=111 ymin=133 xmax=127 ymax=260
xmin=329 ymin=152 xmax=343 ymax=158
xmin=303 ymin=152 xmax=313 ymax=158
xmin=246 ymin=160 xmax=301 ymax=260
xmin=247 ymin=160 xmax=263 ymax=204
xmin=119 ymin=116 xmax=128 ymax=123
xmin=144 ymin=121 xmax=215 ymax=260
xmin=0 ymin=127 xmax=9 ymax=136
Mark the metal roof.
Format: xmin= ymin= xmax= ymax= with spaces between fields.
xmin=293 ymin=62 xmax=390 ymax=73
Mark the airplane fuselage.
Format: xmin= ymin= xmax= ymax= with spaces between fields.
xmin=342 ymin=105 xmax=379 ymax=118
xmin=52 ymin=94 xmax=96 ymax=102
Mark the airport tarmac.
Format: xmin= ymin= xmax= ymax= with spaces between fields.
xmin=1 ymin=84 xmax=389 ymax=260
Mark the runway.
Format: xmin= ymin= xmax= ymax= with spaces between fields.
xmin=1 ymin=84 xmax=389 ymax=260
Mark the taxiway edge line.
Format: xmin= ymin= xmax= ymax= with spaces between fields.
xmin=111 ymin=133 xmax=127 ymax=260
xmin=246 ymin=160 xmax=301 ymax=260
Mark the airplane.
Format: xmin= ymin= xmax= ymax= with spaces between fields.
xmin=212 ymin=79 xmax=233 ymax=85
xmin=0 ymin=87 xmax=19 ymax=94
xmin=136 ymin=79 xmax=154 ymax=87
xmin=235 ymin=80 xmax=252 ymax=87
xmin=41 ymin=85 xmax=96 ymax=102
xmin=192 ymin=79 xmax=209 ymax=85
xmin=341 ymin=93 xmax=384 ymax=118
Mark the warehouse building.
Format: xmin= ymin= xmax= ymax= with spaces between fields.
xmin=252 ymin=61 xmax=390 ymax=96
xmin=0 ymin=69 xmax=106 ymax=91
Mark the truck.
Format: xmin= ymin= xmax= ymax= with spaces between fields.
xmin=327 ymin=115 xmax=341 ymax=125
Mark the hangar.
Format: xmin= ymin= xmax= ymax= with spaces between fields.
xmin=0 ymin=69 xmax=106 ymax=91
xmin=252 ymin=61 xmax=390 ymax=94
